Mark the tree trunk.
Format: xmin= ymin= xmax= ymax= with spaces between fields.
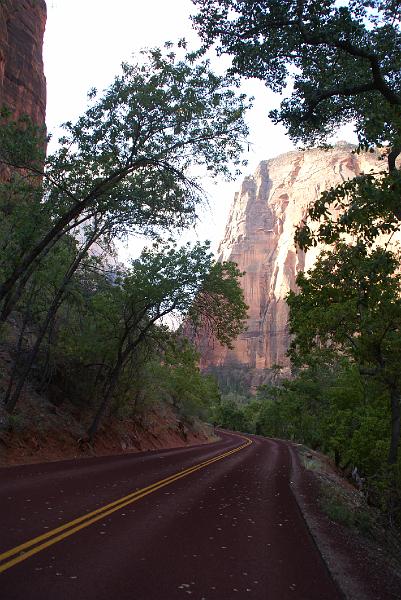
xmin=334 ymin=448 xmax=341 ymax=468
xmin=0 ymin=227 xmax=70 ymax=322
xmin=87 ymin=362 xmax=122 ymax=443
xmin=0 ymin=161 xmax=137 ymax=312
xmin=38 ymin=322 xmax=56 ymax=393
xmin=388 ymin=389 xmax=400 ymax=465
xmin=5 ymin=230 xmax=102 ymax=412
xmin=5 ymin=291 xmax=65 ymax=413
xmin=87 ymin=300 xmax=173 ymax=441
xmin=3 ymin=288 xmax=34 ymax=405
xmin=0 ymin=208 xmax=81 ymax=308
xmin=388 ymin=146 xmax=400 ymax=174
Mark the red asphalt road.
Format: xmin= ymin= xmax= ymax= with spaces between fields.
xmin=0 ymin=432 xmax=342 ymax=600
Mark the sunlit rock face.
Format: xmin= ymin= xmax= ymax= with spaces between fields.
xmin=197 ymin=143 xmax=387 ymax=390
xmin=0 ymin=0 xmax=46 ymax=125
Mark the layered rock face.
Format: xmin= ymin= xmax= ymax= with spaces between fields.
xmin=198 ymin=143 xmax=386 ymax=389
xmin=0 ymin=0 xmax=46 ymax=125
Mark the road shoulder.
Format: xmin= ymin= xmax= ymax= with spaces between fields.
xmin=288 ymin=443 xmax=401 ymax=600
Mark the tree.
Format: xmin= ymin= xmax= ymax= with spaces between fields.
xmin=192 ymin=0 xmax=401 ymax=158
xmin=77 ymin=241 xmax=247 ymax=439
xmin=294 ymin=164 xmax=401 ymax=251
xmin=187 ymin=260 xmax=248 ymax=347
xmin=0 ymin=44 xmax=251 ymax=411
xmin=287 ymin=243 xmax=401 ymax=465
xmin=2 ymin=224 xmax=113 ymax=412
xmin=0 ymin=44 xmax=250 ymax=316
xmin=146 ymin=340 xmax=221 ymax=420
xmin=192 ymin=1 xmax=401 ymax=243
xmin=211 ymin=396 xmax=251 ymax=431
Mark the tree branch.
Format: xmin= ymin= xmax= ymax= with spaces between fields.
xmin=301 ymin=82 xmax=377 ymax=119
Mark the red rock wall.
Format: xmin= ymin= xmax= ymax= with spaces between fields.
xmin=0 ymin=0 xmax=46 ymax=125
xmin=195 ymin=143 xmax=390 ymax=390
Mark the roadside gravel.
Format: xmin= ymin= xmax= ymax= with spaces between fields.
xmin=289 ymin=444 xmax=401 ymax=600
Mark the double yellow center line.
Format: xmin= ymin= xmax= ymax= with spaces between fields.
xmin=0 ymin=435 xmax=252 ymax=574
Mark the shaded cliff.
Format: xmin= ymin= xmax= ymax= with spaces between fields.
xmin=0 ymin=0 xmax=46 ymax=125
xmin=197 ymin=143 xmax=387 ymax=390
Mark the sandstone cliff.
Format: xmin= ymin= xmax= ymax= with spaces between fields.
xmin=197 ymin=143 xmax=388 ymax=390
xmin=0 ymin=0 xmax=46 ymax=125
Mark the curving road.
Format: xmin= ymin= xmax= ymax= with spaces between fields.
xmin=0 ymin=432 xmax=341 ymax=600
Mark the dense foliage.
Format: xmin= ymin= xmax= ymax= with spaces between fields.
xmin=0 ymin=45 xmax=249 ymax=438
xmin=212 ymin=355 xmax=400 ymax=521
xmin=192 ymin=0 xmax=401 ymax=242
xmin=193 ymin=1 xmax=401 ymax=148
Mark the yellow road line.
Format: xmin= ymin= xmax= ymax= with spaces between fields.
xmin=0 ymin=436 xmax=252 ymax=574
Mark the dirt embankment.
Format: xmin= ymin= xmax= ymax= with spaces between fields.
xmin=290 ymin=444 xmax=401 ymax=600
xmin=0 ymin=362 xmax=214 ymax=468
xmin=0 ymin=394 xmax=215 ymax=467
xmin=0 ymin=404 xmax=215 ymax=468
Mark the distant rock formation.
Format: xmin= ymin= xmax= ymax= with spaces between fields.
xmin=196 ymin=143 xmax=388 ymax=391
xmin=0 ymin=0 xmax=47 ymax=125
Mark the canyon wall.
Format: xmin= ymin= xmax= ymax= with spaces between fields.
xmin=197 ymin=143 xmax=387 ymax=391
xmin=0 ymin=0 xmax=46 ymax=125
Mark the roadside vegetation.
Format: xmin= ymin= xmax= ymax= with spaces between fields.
xmin=193 ymin=0 xmax=401 ymax=526
xmin=0 ymin=45 xmax=248 ymax=441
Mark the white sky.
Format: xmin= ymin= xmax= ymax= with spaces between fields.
xmin=43 ymin=0 xmax=355 ymax=260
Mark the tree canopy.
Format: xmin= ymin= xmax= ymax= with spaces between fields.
xmin=192 ymin=0 xmax=401 ymax=158
xmin=0 ymin=45 xmax=250 ymax=314
xmin=192 ymin=1 xmax=401 ymax=247
xmin=287 ymin=243 xmax=401 ymax=465
xmin=0 ymin=43 xmax=251 ymax=434
xmin=66 ymin=241 xmax=247 ymax=438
